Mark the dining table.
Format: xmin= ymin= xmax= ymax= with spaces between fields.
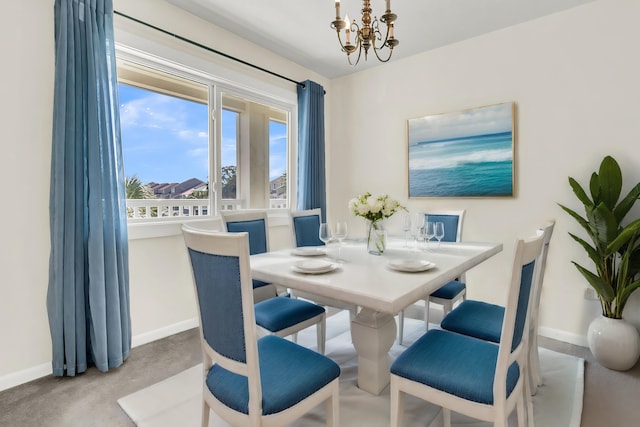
xmin=250 ymin=238 xmax=503 ymax=395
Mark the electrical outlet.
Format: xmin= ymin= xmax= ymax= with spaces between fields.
xmin=584 ymin=287 xmax=598 ymax=300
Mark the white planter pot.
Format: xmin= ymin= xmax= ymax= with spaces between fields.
xmin=587 ymin=315 xmax=640 ymax=371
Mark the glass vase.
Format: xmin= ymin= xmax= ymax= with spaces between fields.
xmin=367 ymin=220 xmax=387 ymax=255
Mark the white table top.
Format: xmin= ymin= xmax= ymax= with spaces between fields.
xmin=250 ymin=240 xmax=502 ymax=314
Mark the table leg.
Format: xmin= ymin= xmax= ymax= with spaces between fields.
xmin=350 ymin=308 xmax=397 ymax=395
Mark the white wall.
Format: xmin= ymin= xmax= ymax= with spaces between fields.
xmin=327 ymin=0 xmax=640 ymax=345
xmin=0 ymin=0 xmax=55 ymax=390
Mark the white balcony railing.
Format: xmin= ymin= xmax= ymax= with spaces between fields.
xmin=126 ymin=198 xmax=288 ymax=222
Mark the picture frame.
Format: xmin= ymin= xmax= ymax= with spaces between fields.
xmin=407 ymin=102 xmax=515 ymax=198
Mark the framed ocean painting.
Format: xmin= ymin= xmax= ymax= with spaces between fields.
xmin=408 ymin=102 xmax=515 ymax=198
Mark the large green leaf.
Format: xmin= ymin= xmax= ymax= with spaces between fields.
xmin=607 ymin=220 xmax=640 ymax=254
xmin=589 ymin=202 xmax=619 ymax=247
xmin=589 ymin=172 xmax=600 ymax=204
xmin=568 ymin=232 xmax=602 ymax=269
xmin=570 ymin=177 xmax=594 ymax=209
xmin=614 ymin=181 xmax=640 ymax=223
xmin=619 ymin=279 xmax=640 ymax=310
xmin=558 ymin=204 xmax=592 ymax=235
xmin=597 ymin=156 xmax=622 ymax=210
xmin=573 ymin=262 xmax=616 ymax=302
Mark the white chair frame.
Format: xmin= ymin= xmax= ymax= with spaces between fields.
xmin=528 ymin=220 xmax=555 ymax=394
xmin=398 ymin=210 xmax=466 ymax=344
xmin=182 ymin=227 xmax=339 ymax=427
xmin=391 ymin=232 xmax=544 ymax=427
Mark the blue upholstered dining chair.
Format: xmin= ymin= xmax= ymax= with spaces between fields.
xmin=440 ymin=220 xmax=555 ymax=396
xmin=398 ymin=210 xmax=466 ymax=345
xmin=182 ymin=227 xmax=340 ymax=427
xmin=290 ymin=208 xmax=325 ymax=247
xmin=220 ymin=210 xmax=327 ymax=354
xmin=289 ymin=209 xmax=359 ymax=320
xmin=390 ymin=231 xmax=545 ymax=427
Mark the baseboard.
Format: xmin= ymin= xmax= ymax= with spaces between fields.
xmin=0 ymin=362 xmax=52 ymax=393
xmin=539 ymin=325 xmax=588 ymax=347
xmin=0 ymin=317 xmax=199 ymax=393
xmin=131 ymin=317 xmax=199 ymax=348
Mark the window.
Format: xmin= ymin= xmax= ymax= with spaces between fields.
xmin=117 ymin=58 xmax=290 ymax=221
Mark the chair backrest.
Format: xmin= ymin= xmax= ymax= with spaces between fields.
xmin=290 ymin=208 xmax=324 ymax=247
xmin=494 ymin=232 xmax=544 ymax=402
xmin=182 ymin=226 xmax=263 ymax=413
xmin=529 ymin=220 xmax=555 ymax=331
xmin=424 ymin=210 xmax=465 ymax=243
xmin=220 ymin=211 xmax=270 ymax=255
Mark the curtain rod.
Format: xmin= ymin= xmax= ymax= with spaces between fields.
xmin=113 ymin=10 xmax=307 ymax=89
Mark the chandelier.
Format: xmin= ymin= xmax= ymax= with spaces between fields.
xmin=330 ymin=0 xmax=398 ymax=65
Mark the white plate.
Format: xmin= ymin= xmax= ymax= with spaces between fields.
xmin=387 ymin=259 xmax=436 ymax=273
xmin=291 ymin=247 xmax=327 ymax=256
xmin=291 ymin=260 xmax=339 ymax=274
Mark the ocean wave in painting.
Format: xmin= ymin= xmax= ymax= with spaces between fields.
xmin=408 ymin=131 xmax=513 ymax=197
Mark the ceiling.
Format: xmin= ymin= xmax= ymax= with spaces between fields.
xmin=166 ymin=0 xmax=595 ymax=79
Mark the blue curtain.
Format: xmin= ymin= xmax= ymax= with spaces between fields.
xmin=47 ymin=0 xmax=131 ymax=376
xmin=297 ymin=80 xmax=327 ymax=221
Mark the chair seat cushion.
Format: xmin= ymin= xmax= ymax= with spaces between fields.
xmin=206 ymin=335 xmax=340 ymax=415
xmin=440 ymin=300 xmax=504 ymax=343
xmin=252 ymin=279 xmax=271 ymax=289
xmin=390 ymin=329 xmax=519 ymax=405
xmin=254 ymin=296 xmax=325 ymax=332
xmin=430 ymin=280 xmax=466 ymax=300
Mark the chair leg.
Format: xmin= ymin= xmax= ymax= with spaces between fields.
xmin=327 ymin=384 xmax=339 ymax=427
xmin=317 ymin=317 xmax=326 ymax=354
xmin=201 ymin=402 xmax=210 ymax=427
xmin=442 ymin=300 xmax=453 ymax=317
xmin=398 ymin=310 xmax=405 ymax=345
xmin=516 ymin=392 xmax=526 ymax=427
xmin=390 ymin=377 xmax=404 ymax=427
xmin=529 ymin=333 xmax=543 ymax=394
xmin=424 ymin=299 xmax=430 ymax=331
xmin=442 ymin=407 xmax=451 ymax=427
xmin=524 ymin=362 xmax=535 ymax=427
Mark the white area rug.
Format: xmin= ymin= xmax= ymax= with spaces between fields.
xmin=118 ymin=312 xmax=583 ymax=427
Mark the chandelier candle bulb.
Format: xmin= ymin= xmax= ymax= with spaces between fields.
xmin=345 ymin=15 xmax=351 ymax=43
xmin=335 ymin=0 xmax=340 ymax=19
xmin=386 ymin=0 xmax=390 ymax=11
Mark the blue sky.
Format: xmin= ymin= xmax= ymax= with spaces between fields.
xmin=119 ymin=84 xmax=287 ymax=184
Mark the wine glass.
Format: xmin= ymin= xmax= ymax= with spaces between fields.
xmin=434 ymin=222 xmax=445 ymax=248
xmin=401 ymin=213 xmax=412 ymax=248
xmin=424 ymin=221 xmax=436 ymax=250
xmin=413 ymin=213 xmax=425 ymax=250
xmin=319 ymin=223 xmax=332 ymax=246
xmin=334 ymin=221 xmax=348 ymax=261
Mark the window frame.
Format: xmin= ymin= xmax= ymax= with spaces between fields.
xmin=116 ymin=48 xmax=297 ymax=240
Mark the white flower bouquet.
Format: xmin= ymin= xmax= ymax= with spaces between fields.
xmin=348 ymin=192 xmax=405 ymax=223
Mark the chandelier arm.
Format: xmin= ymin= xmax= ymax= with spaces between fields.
xmin=372 ymin=44 xmax=393 ymax=62
xmin=348 ymin=42 xmax=363 ymax=66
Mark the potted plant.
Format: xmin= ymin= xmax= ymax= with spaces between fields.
xmin=559 ymin=155 xmax=640 ymax=370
